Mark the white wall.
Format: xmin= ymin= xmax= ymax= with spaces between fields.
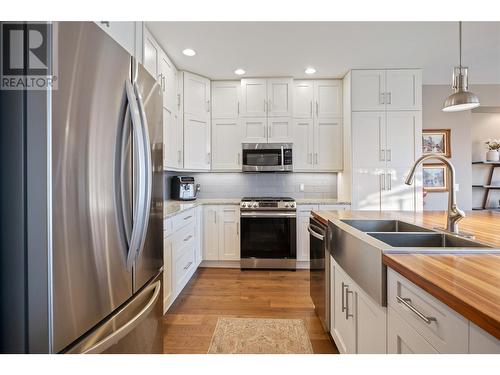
xmin=422 ymin=84 xmax=500 ymax=211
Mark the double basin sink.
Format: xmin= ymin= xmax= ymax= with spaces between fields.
xmin=328 ymin=218 xmax=499 ymax=306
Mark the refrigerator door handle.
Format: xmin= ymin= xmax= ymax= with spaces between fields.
xmin=119 ymin=105 xmax=132 ymax=246
xmin=65 ymin=280 xmax=161 ymax=354
xmin=133 ymin=82 xmax=153 ymax=263
xmin=125 ymin=79 xmax=147 ymax=271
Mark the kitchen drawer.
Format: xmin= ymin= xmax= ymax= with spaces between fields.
xmin=387 ymin=268 xmax=468 ymax=353
xmin=387 ymin=306 xmax=438 ymax=354
xmin=171 ymin=208 xmax=196 ymax=232
xmin=173 ymin=245 xmax=195 ymax=294
xmin=171 ymin=223 xmax=196 ymax=261
xmin=165 ymin=208 xmax=196 ymax=236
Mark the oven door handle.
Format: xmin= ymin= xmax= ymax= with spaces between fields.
xmin=308 ymin=224 xmax=325 ymax=241
xmin=240 ymin=211 xmax=296 ymax=218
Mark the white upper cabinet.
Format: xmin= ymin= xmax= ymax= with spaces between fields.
xmin=351 ymin=70 xmax=386 ymax=111
xmin=385 ymin=111 xmax=421 ymax=168
xmin=293 ymin=80 xmax=314 ymax=118
xmin=292 ymin=79 xmax=343 ymax=172
xmin=293 ymin=119 xmax=314 ymax=170
xmin=143 ymin=28 xmax=182 ymax=171
xmin=268 ymin=117 xmax=293 ymax=143
xmin=314 ymin=80 xmax=342 ymax=118
xmin=351 ymin=69 xmax=422 ymax=111
xmin=143 ymin=28 xmax=160 ymax=79
xmin=240 ymin=79 xmax=268 ymax=117
xmin=184 ymin=72 xmax=211 ymax=119
xmin=159 ymin=51 xmax=179 ymax=113
xmin=352 ymin=112 xmax=386 ymax=168
xmin=212 ymin=118 xmax=242 ymax=171
xmin=267 ymin=78 xmax=293 ymax=117
xmin=241 ymin=78 xmax=292 ymax=118
xmin=314 ymin=118 xmax=342 ymax=171
xmin=95 ymin=21 xmax=138 ymax=58
xmin=385 ymin=70 xmax=422 ymax=111
xmin=183 ymin=114 xmax=211 ymax=170
xmin=211 ymin=81 xmax=241 ymax=119
xmin=241 ymin=117 xmax=268 ymax=143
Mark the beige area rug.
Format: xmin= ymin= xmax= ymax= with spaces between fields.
xmin=207 ymin=317 xmax=313 ymax=354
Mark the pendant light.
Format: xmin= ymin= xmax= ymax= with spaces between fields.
xmin=442 ymin=21 xmax=480 ymax=112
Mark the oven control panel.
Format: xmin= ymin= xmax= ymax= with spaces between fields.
xmin=240 ymin=200 xmax=296 ymax=210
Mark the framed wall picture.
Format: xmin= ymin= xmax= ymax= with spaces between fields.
xmin=422 ymin=129 xmax=451 ymax=158
xmin=423 ymin=163 xmax=449 ymax=192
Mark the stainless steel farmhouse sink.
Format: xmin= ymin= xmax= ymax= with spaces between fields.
xmin=340 ymin=219 xmax=433 ymax=233
xmin=329 ymin=219 xmax=500 ymax=306
xmin=367 ymin=232 xmax=492 ymax=250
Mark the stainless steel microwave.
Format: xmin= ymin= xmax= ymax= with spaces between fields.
xmin=242 ymin=143 xmax=293 ymax=172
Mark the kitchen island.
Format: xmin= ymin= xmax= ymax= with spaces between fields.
xmin=312 ymin=210 xmax=500 ymax=341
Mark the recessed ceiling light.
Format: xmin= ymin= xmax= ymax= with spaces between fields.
xmin=182 ymin=48 xmax=196 ymax=57
xmin=234 ymin=68 xmax=246 ymax=75
xmin=305 ymin=67 xmax=316 ymax=75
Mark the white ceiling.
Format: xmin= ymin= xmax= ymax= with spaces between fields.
xmin=146 ymin=22 xmax=500 ymax=84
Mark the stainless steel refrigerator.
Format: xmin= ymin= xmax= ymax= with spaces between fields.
xmin=0 ymin=22 xmax=164 ymax=353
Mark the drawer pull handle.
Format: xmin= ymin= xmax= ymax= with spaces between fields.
xmin=183 ymin=261 xmax=193 ymax=270
xmin=396 ymin=296 xmax=437 ymax=324
xmin=183 ymin=215 xmax=193 ymax=220
xmin=183 ymin=235 xmax=193 ymax=242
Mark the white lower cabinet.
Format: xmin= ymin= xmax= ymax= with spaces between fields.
xmin=387 ymin=268 xmax=499 ymax=354
xmin=469 ymin=323 xmax=500 ymax=354
xmin=194 ymin=205 xmax=203 ymax=267
xmin=387 ymin=307 xmax=438 ymax=354
xmin=330 ymin=257 xmax=387 ymax=354
xmin=203 ymin=205 xmax=240 ymax=261
xmin=297 ymin=205 xmax=317 ymax=263
xmin=388 ymin=268 xmax=468 ymax=353
xmin=331 ymin=263 xmax=357 ymax=354
xmin=163 ymin=208 xmax=199 ymax=313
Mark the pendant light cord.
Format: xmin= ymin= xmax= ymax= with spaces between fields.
xmin=459 ymin=21 xmax=462 ymax=67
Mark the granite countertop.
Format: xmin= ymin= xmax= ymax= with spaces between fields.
xmin=295 ymin=198 xmax=350 ymax=205
xmin=165 ymin=198 xmax=350 ymax=219
xmin=164 ymin=198 xmax=241 ymax=218
xmin=312 ymin=209 xmax=500 ymax=339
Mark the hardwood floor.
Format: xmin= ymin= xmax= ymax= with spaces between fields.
xmin=163 ymin=267 xmax=338 ymax=354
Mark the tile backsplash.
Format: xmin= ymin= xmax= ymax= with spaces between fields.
xmin=164 ymin=172 xmax=338 ymax=200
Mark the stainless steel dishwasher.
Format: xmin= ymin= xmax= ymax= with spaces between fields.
xmin=309 ymin=216 xmax=330 ymax=332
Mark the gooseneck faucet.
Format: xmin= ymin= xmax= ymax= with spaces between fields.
xmin=405 ymin=154 xmax=465 ymax=235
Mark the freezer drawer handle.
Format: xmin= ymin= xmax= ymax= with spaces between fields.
xmin=69 ymin=280 xmax=161 ymax=354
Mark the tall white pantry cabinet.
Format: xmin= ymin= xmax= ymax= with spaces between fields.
xmin=339 ymin=69 xmax=423 ymax=211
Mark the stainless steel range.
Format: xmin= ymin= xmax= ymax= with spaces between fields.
xmin=240 ymin=197 xmax=297 ymax=270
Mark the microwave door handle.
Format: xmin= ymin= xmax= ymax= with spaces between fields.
xmin=281 ymin=146 xmax=285 ymax=171
xmin=125 ymin=79 xmax=146 ymax=272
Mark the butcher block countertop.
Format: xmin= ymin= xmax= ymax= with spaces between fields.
xmin=312 ymin=210 xmax=500 ymax=339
